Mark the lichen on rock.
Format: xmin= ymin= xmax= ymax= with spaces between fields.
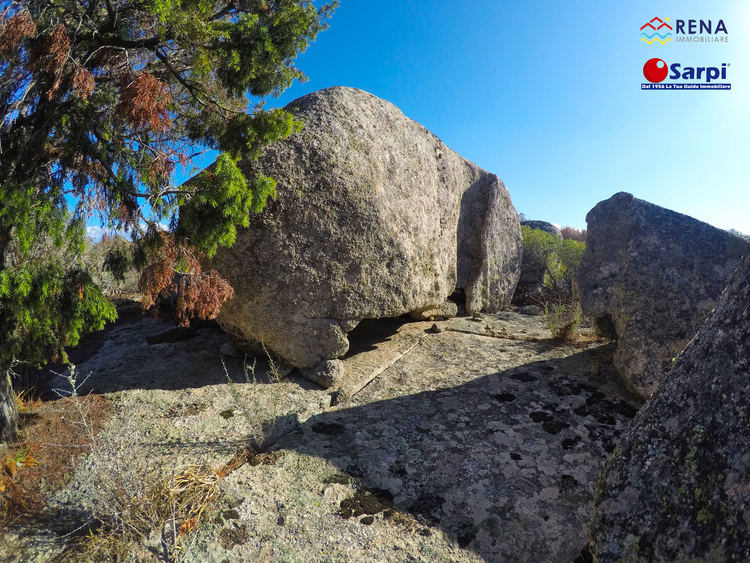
xmin=576 ymin=191 xmax=748 ymax=399
xmin=590 ymin=252 xmax=750 ymax=562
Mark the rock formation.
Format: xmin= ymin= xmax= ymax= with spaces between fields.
xmin=590 ymin=251 xmax=750 ymax=562
xmin=520 ymin=220 xmax=561 ymax=238
xmin=575 ymin=192 xmax=748 ymax=399
xmin=205 ymin=87 xmax=522 ymax=377
xmin=18 ymin=308 xmax=639 ymax=563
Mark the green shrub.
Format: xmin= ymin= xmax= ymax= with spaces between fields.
xmin=519 ymin=225 xmax=587 ymax=341
xmin=520 ymin=226 xmax=557 ymax=285
xmin=520 ymin=226 xmax=585 ymax=288
xmin=82 ymin=236 xmax=140 ymax=297
xmin=554 ymin=238 xmax=586 ymax=284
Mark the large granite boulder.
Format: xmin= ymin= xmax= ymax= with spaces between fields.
xmin=590 ymin=251 xmax=750 ymax=563
xmin=576 ymin=192 xmax=748 ymax=399
xmin=521 ymin=220 xmax=562 ymax=238
xmin=206 ymin=87 xmax=521 ymax=374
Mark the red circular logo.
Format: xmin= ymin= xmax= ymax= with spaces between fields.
xmin=643 ymin=58 xmax=668 ymax=83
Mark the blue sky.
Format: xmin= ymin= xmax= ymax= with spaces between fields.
xmin=228 ymin=0 xmax=749 ymax=234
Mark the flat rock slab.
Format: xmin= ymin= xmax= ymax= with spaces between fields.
xmin=4 ymin=312 xmax=640 ymax=563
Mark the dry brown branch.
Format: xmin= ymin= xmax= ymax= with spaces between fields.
xmin=72 ymin=66 xmax=95 ymax=99
xmin=0 ymin=10 xmax=37 ymax=56
xmin=117 ymin=73 xmax=172 ymax=133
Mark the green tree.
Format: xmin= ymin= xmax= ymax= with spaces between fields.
xmin=519 ymin=225 xmax=586 ymax=340
xmin=0 ymin=0 xmax=337 ymax=441
xmin=520 ymin=225 xmax=585 ymax=288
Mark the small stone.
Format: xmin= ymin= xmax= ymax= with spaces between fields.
xmin=301 ymin=359 xmax=344 ymax=389
xmin=518 ymin=305 xmax=543 ymax=316
xmin=429 ymin=323 xmax=445 ymax=334
xmin=269 ymin=359 xmax=294 ymax=378
xmin=220 ymin=340 xmax=241 ymax=357
xmin=410 ymin=301 xmax=459 ymax=321
xmin=339 ymin=319 xmax=361 ymax=332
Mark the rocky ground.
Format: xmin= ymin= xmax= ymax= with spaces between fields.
xmin=1 ymin=307 xmax=642 ymax=563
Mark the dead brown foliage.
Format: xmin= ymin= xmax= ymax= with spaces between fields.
xmin=0 ymin=10 xmax=37 ymax=56
xmin=117 ymin=73 xmax=172 ymax=133
xmin=139 ymin=233 xmax=234 ymax=326
xmin=0 ymin=394 xmax=115 ymax=534
xmin=28 ymin=22 xmax=70 ymax=74
xmin=96 ymin=46 xmax=129 ymax=75
xmin=45 ymin=24 xmax=70 ymax=72
xmin=561 ymin=226 xmax=587 ymax=242
xmin=72 ymin=66 xmax=95 ymax=99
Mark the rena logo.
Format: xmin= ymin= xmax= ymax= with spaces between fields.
xmin=643 ymin=58 xmax=729 ymax=83
xmin=641 ymin=17 xmax=673 ymax=44
xmin=640 ymin=17 xmax=729 ymax=44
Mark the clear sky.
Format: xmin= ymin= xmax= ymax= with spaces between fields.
xmin=234 ymin=0 xmax=749 ymax=234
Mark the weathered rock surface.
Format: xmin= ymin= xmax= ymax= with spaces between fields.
xmin=409 ymin=300 xmax=458 ymax=321
xmin=2 ymin=311 xmax=640 ymax=563
xmin=576 ymin=192 xmax=749 ymax=399
xmin=521 ymin=220 xmax=562 ymax=238
xmin=591 ymin=252 xmax=750 ymax=563
xmin=206 ymin=86 xmax=521 ymax=371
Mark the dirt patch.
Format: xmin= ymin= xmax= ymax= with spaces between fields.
xmin=339 ymin=487 xmax=394 ymax=519
xmin=218 ymin=523 xmax=248 ymax=550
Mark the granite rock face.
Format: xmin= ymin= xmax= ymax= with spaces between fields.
xmin=521 ymin=220 xmax=562 ymax=238
xmin=591 ymin=252 xmax=750 ymax=563
xmin=5 ymin=311 xmax=640 ymax=563
xmin=576 ymin=192 xmax=748 ymax=399
xmin=206 ymin=87 xmax=521 ymax=372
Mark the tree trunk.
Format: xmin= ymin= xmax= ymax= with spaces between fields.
xmin=1 ymin=221 xmax=18 ymax=442
xmin=1 ymin=368 xmax=18 ymax=443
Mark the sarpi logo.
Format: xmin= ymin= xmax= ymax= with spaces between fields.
xmin=643 ymin=59 xmax=669 ymax=82
xmin=641 ymin=17 xmax=673 ymax=44
xmin=642 ymin=58 xmax=731 ymax=90
xmin=643 ymin=59 xmax=728 ymax=83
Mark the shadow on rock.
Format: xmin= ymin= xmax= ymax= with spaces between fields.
xmin=344 ymin=316 xmax=412 ymax=358
xmin=274 ymin=346 xmax=639 ymax=563
xmin=42 ymin=318 xmax=322 ymax=395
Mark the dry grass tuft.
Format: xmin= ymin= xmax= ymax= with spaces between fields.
xmin=73 ymin=463 xmax=223 ymax=562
